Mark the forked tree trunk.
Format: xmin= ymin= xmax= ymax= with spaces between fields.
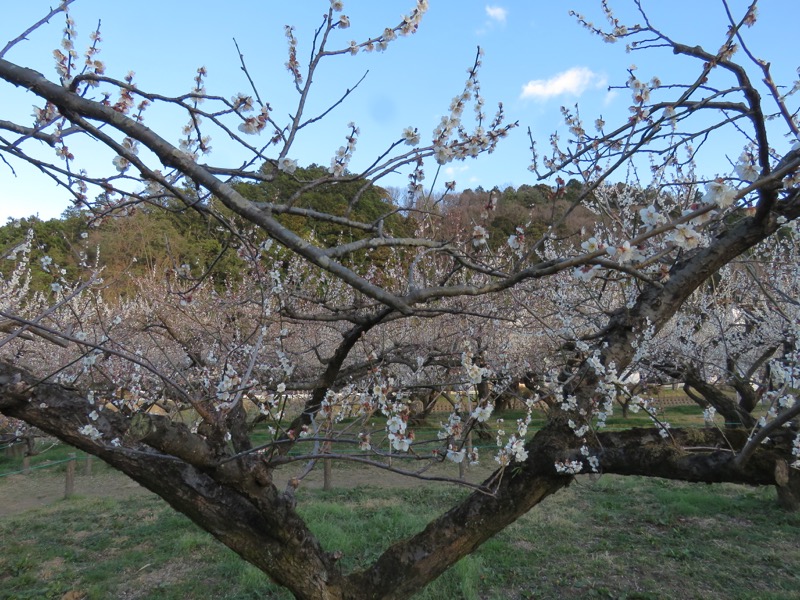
xmin=3 ymin=360 xmax=799 ymax=599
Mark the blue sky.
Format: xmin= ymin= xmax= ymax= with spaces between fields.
xmin=1 ymin=0 xmax=796 ymax=221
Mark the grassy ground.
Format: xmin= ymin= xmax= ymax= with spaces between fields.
xmin=1 ymin=468 xmax=799 ymax=600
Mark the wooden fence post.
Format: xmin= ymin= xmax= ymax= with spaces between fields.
xmin=323 ymin=458 xmax=332 ymax=491
xmin=459 ymin=392 xmax=471 ymax=481
xmin=22 ymin=455 xmax=31 ymax=475
xmin=5 ymin=441 xmax=24 ymax=458
xmin=84 ymin=454 xmax=93 ymax=476
xmin=64 ymin=453 xmax=76 ymax=499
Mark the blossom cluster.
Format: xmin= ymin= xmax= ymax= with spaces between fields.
xmin=461 ymin=352 xmax=491 ymax=384
xmin=53 ymin=12 xmax=78 ymax=82
xmin=284 ymin=26 xmax=302 ymax=84
xmin=495 ymin=435 xmax=528 ymax=466
xmin=329 ymin=122 xmax=359 ymax=177
xmin=238 ymin=105 xmax=271 ymax=136
xmin=572 ymin=176 xmax=747 ymax=283
xmin=111 ymin=137 xmax=139 ymax=173
xmin=429 ymin=49 xmax=514 ymax=168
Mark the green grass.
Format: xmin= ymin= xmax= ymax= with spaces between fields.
xmin=2 ymin=472 xmax=800 ymax=599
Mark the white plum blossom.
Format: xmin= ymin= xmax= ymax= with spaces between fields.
xmin=662 ymin=104 xmax=678 ymax=127
xmin=507 ymin=226 xmax=525 ymax=256
xmin=568 ymin=419 xmax=589 ymax=437
xmin=505 ymin=436 xmax=528 ymax=462
xmin=791 ymin=433 xmax=800 ymax=468
xmin=606 ymin=241 xmax=639 ymax=263
xmin=471 ymin=403 xmax=494 ymax=422
xmin=462 ymin=352 xmax=490 ymax=383
xmin=702 ymin=181 xmax=737 ymax=208
xmin=111 ymin=137 xmax=139 ymax=173
xmin=667 ymin=223 xmax=702 ymax=250
xmin=574 ymin=264 xmax=601 ymax=281
xmin=238 ymin=120 xmax=259 ymax=134
xmin=554 ymin=459 xmax=583 ymax=475
xmin=495 ymin=432 xmax=530 ymax=466
xmin=446 ymin=447 xmax=466 ymax=463
xmin=434 ymin=144 xmax=454 ymax=165
xmin=382 ymin=27 xmax=397 ymax=42
xmin=329 ymin=157 xmax=345 ymax=177
xmin=112 ymin=155 xmax=130 ymax=173
xmin=78 ymin=424 xmax=102 ymax=440
xmin=580 ymin=237 xmax=604 ymax=253
xmin=401 ymin=126 xmax=420 ymax=145
xmin=580 ymin=446 xmax=600 ymax=473
xmin=439 ymin=412 xmax=463 ymax=440
xmin=389 ymin=431 xmax=413 ymax=451
xmin=328 ymin=126 xmax=358 ymax=177
xmin=386 ymin=415 xmax=406 ymax=434
xmin=735 ymin=151 xmax=759 ymax=182
xmin=238 ymin=105 xmax=270 ymax=135
xmin=495 ymin=452 xmax=510 ymax=467
xmin=560 ymin=395 xmax=578 ymax=411
xmin=639 ymin=205 xmax=666 ymax=229
xmin=230 ymin=93 xmax=254 ymax=112
xmin=32 ymin=102 xmax=57 ymax=126
xmin=278 ymin=158 xmax=298 ymax=174
xmin=472 ymin=225 xmax=489 ymax=247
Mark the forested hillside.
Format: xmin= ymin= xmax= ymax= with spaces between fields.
xmin=2 ymin=174 xmax=600 ymax=298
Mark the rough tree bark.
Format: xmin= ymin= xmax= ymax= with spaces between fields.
xmin=2 ymin=3 xmax=800 ymax=597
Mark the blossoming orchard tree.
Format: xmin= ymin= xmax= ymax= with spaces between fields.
xmin=1 ymin=0 xmax=800 ymax=598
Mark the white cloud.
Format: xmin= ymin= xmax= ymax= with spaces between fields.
xmin=603 ymin=89 xmax=618 ymax=107
xmin=444 ymin=165 xmax=469 ymax=178
xmin=520 ymin=67 xmax=607 ymax=101
xmin=485 ymin=5 xmax=508 ymax=24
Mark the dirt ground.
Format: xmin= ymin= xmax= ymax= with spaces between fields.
xmin=0 ymin=458 xmax=494 ymax=518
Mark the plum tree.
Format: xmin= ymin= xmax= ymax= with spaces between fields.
xmin=1 ymin=1 xmax=799 ymax=598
